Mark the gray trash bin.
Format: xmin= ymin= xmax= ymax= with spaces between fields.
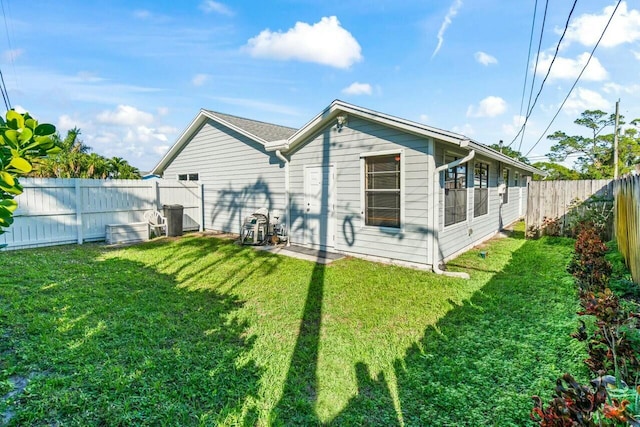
xmin=163 ymin=204 xmax=184 ymax=237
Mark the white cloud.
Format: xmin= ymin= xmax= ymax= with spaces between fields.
xmin=563 ymin=2 xmax=640 ymax=48
xmin=432 ymin=0 xmax=463 ymax=58
xmin=153 ymin=145 xmax=170 ymax=156
xmin=452 ymin=123 xmax=475 ymax=136
xmin=214 ymin=96 xmax=302 ymax=116
xmin=501 ymin=115 xmax=526 ymax=137
xmin=124 ymin=125 xmax=169 ymax=144
xmin=474 ymin=51 xmax=497 ymax=66
xmin=157 ymin=107 xmax=170 ymax=116
xmin=199 ymin=1 xmax=234 ymax=16
xmin=466 ymin=96 xmax=507 ymax=118
xmin=133 ymin=9 xmax=151 ymax=20
xmin=3 ymin=49 xmax=23 ymax=63
xmin=633 ymin=50 xmax=640 ymax=60
xmin=57 ymin=114 xmax=89 ymax=133
xmin=564 ymin=87 xmax=612 ymax=115
xmin=192 ymin=73 xmax=209 ymax=86
xmin=244 ymin=16 xmax=363 ymax=69
xmin=342 ymin=82 xmax=372 ymax=95
xmin=602 ymin=82 xmax=640 ymax=94
xmin=535 ymin=52 xmax=608 ymax=81
xmin=96 ymin=105 xmax=154 ymax=126
xmin=419 ymin=114 xmax=430 ymax=123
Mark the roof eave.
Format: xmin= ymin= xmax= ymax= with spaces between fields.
xmin=151 ymin=109 xmax=269 ymax=175
xmin=469 ymin=141 xmax=546 ymax=175
xmin=283 ymin=100 xmax=467 ymax=153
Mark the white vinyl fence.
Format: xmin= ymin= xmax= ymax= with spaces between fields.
xmin=1 ymin=178 xmax=203 ymax=250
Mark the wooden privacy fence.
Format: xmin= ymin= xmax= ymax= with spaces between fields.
xmin=1 ymin=178 xmax=203 ymax=250
xmin=614 ymin=175 xmax=640 ymax=285
xmin=525 ymin=179 xmax=614 ymax=236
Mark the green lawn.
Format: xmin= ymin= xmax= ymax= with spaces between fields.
xmin=0 ymin=225 xmax=587 ymax=426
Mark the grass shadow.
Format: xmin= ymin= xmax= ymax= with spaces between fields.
xmin=0 ymin=243 xmax=263 ymax=426
xmin=332 ymin=235 xmax=587 ymax=425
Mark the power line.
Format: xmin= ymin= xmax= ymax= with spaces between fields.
xmin=509 ymin=0 xmax=579 ymax=151
xmin=517 ymin=0 xmax=539 ymax=122
xmin=0 ymin=68 xmax=10 ymax=111
xmin=516 ymin=0 xmax=579 ymax=153
xmin=524 ymin=0 xmax=623 ymax=158
xmin=0 ymin=0 xmax=18 ymax=95
xmin=0 ymin=0 xmax=12 ymax=110
xmin=514 ymin=0 xmax=549 ymax=151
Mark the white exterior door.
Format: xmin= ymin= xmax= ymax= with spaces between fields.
xmin=304 ymin=165 xmax=336 ymax=248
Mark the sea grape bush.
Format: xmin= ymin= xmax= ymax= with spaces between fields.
xmin=0 ymin=110 xmax=58 ymax=241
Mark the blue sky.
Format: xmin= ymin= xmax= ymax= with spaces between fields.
xmin=2 ymin=0 xmax=639 ymax=171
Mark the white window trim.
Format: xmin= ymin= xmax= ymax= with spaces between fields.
xmin=502 ymin=167 xmax=510 ymax=204
xmin=176 ymin=172 xmax=200 ymax=182
xmin=442 ymin=151 xmax=470 ymax=230
xmin=472 ymin=161 xmax=490 ymax=220
xmin=360 ymin=149 xmax=405 ymax=231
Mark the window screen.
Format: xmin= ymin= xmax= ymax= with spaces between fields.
xmin=365 ymin=154 xmax=401 ymax=228
xmin=502 ymin=168 xmax=510 ymax=204
xmin=474 ymin=162 xmax=489 ymax=217
xmin=444 ymin=156 xmax=467 ymax=226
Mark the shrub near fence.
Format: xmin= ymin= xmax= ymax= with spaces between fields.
xmin=526 ymin=179 xmax=614 ymax=238
xmin=0 ymin=178 xmax=203 ymax=250
xmin=615 ymin=175 xmax=640 ymax=285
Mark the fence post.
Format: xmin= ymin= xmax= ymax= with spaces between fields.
xmin=199 ymin=183 xmax=204 ymax=232
xmin=75 ymin=179 xmax=83 ymax=244
xmin=154 ymin=180 xmax=160 ymax=210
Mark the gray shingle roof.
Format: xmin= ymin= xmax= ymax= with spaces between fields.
xmin=206 ymin=110 xmax=297 ymax=142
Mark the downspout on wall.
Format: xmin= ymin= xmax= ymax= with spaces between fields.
xmin=430 ymin=145 xmax=475 ymax=279
xmin=274 ymin=150 xmax=291 ymax=247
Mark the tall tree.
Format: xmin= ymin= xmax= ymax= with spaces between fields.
xmin=488 ymin=143 xmax=530 ymax=164
xmin=29 ymin=129 xmax=141 ymax=179
xmin=531 ymin=161 xmax=581 ymax=180
xmin=546 ymin=110 xmax=621 ymax=179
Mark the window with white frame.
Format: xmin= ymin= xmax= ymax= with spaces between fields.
xmin=502 ymin=168 xmax=509 ymax=204
xmin=444 ymin=155 xmax=467 ymax=226
xmin=364 ymin=154 xmax=401 ymax=228
xmin=514 ymin=171 xmax=520 ymax=187
xmin=178 ymin=173 xmax=199 ymax=181
xmin=474 ymin=162 xmax=489 ymax=217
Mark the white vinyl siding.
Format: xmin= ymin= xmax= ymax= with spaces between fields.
xmin=164 ymin=119 xmax=285 ymax=234
xmin=288 ymin=116 xmax=430 ymax=265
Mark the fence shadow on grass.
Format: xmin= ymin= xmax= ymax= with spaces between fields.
xmin=0 ymin=245 xmax=263 ymax=426
xmin=296 ymin=233 xmax=583 ymax=425
xmin=373 ymin=235 xmax=581 ymax=425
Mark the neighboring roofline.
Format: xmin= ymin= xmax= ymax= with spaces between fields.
xmin=151 ymin=109 xmax=270 ymax=175
xmin=154 ymin=101 xmax=546 ymax=177
xmin=266 ymin=99 xmax=545 ymax=176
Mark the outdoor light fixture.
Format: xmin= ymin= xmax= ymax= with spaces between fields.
xmin=336 ymin=114 xmax=348 ymax=130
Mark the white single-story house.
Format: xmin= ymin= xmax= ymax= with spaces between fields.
xmin=152 ymin=100 xmax=543 ymax=273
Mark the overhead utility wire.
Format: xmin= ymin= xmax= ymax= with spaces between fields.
xmin=516 ymin=0 xmax=579 ymax=152
xmin=517 ymin=0 xmax=539 ymax=122
xmin=509 ymin=0 xmax=578 ymax=150
xmin=0 ymin=69 xmax=10 ymax=111
xmin=513 ymin=0 xmax=549 ymax=151
xmin=524 ymin=0 xmax=622 ymax=158
xmin=0 ymin=0 xmax=17 ymax=99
